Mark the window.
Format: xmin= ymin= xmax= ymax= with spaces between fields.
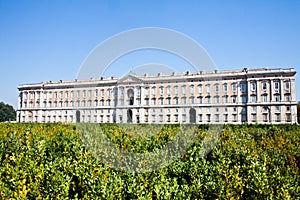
xmin=54 ymin=92 xmax=58 ymax=98
xmin=95 ymin=89 xmax=98 ymax=97
xmin=215 ymin=84 xmax=219 ymax=92
xmin=285 ymin=82 xmax=290 ymax=90
xmin=159 ymin=86 xmax=164 ymax=95
xmin=174 ymin=86 xmax=178 ymax=95
xmin=198 ymin=96 xmax=203 ymax=104
xmin=167 ymin=98 xmax=171 ymax=105
xmin=152 ymin=98 xmax=156 ymax=105
xmin=275 ymin=94 xmax=280 ymax=102
xmin=274 ymin=82 xmax=279 ymax=90
xmin=145 ymin=88 xmax=149 ymax=96
xmin=71 ymin=91 xmax=74 ymax=98
xmin=263 ymin=94 xmax=268 ymax=102
xmin=182 ymin=97 xmax=187 ymax=104
xmin=251 ymin=82 xmax=256 ymax=91
xmin=241 ymin=96 xmax=247 ymax=103
xmin=214 ymin=96 xmax=220 ymax=104
xmin=167 ymin=86 xmax=171 ymax=95
xmin=262 ymin=82 xmax=267 ymax=90
xmin=145 ymin=98 xmax=149 ymax=105
xmin=241 ymin=83 xmax=246 ymax=92
xmin=232 ymin=96 xmax=237 ymax=103
xmin=223 ymin=95 xmax=228 ymax=103
xmin=223 ymin=84 xmax=228 ymax=92
xmin=107 ymin=100 xmax=111 ymax=106
xmin=206 ymin=84 xmax=210 ymax=93
xmin=160 ymin=98 xmax=163 ymax=105
xmin=190 ymin=97 xmax=194 ymax=104
xmin=174 ymin=97 xmax=179 ymax=105
xmin=285 ymin=94 xmax=291 ymax=101
xmin=275 ymin=106 xmax=280 ymax=112
xmin=101 ymin=89 xmax=104 ymax=97
xmin=198 ymin=84 xmax=202 ymax=93
xmin=190 ymin=85 xmax=194 ymax=94
xmin=206 ymin=96 xmax=211 ymax=104
xmin=152 ymin=87 xmax=156 ymax=95
xmin=232 ymin=83 xmax=237 ymax=92
xmin=182 ymin=86 xmax=186 ymax=95
xmin=276 ymin=114 xmax=281 ymax=122
xmin=83 ymin=90 xmax=86 ymax=98
xmin=94 ymin=100 xmax=98 ymax=107
xmin=251 ymin=95 xmax=257 ymax=103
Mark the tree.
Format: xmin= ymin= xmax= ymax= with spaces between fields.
xmin=0 ymin=102 xmax=16 ymax=122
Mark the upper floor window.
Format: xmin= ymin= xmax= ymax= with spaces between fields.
xmin=159 ymin=86 xmax=164 ymax=95
xmin=198 ymin=84 xmax=203 ymax=93
xmin=190 ymin=85 xmax=194 ymax=94
xmin=223 ymin=84 xmax=228 ymax=92
xmin=274 ymin=82 xmax=280 ymax=90
xmin=262 ymin=82 xmax=267 ymax=90
xmin=206 ymin=84 xmax=210 ymax=93
xmin=145 ymin=88 xmax=149 ymax=96
xmin=241 ymin=83 xmax=246 ymax=92
xmin=263 ymin=94 xmax=268 ymax=102
xmin=101 ymin=89 xmax=104 ymax=97
xmin=174 ymin=86 xmax=179 ymax=95
xmin=251 ymin=82 xmax=256 ymax=91
xmin=285 ymin=81 xmax=290 ymax=90
xmin=167 ymin=86 xmax=171 ymax=95
xmin=182 ymin=97 xmax=187 ymax=104
xmin=232 ymin=83 xmax=237 ymax=92
xmin=182 ymin=85 xmax=186 ymax=95
xmin=152 ymin=87 xmax=156 ymax=95
xmin=215 ymin=84 xmax=219 ymax=92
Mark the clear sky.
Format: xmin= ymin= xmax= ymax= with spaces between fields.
xmin=1 ymin=0 xmax=300 ymax=108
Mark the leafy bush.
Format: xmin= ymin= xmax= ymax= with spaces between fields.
xmin=0 ymin=123 xmax=299 ymax=199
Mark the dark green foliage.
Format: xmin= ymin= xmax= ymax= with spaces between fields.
xmin=0 ymin=102 xmax=16 ymax=122
xmin=0 ymin=123 xmax=299 ymax=199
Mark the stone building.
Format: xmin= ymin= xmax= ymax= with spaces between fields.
xmin=17 ymin=68 xmax=297 ymax=124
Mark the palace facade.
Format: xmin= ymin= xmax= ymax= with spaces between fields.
xmin=17 ymin=68 xmax=297 ymax=124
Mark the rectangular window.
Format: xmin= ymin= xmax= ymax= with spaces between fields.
xmin=190 ymin=85 xmax=194 ymax=94
xmin=263 ymin=95 xmax=268 ymax=102
xmin=160 ymin=87 xmax=164 ymax=95
xmin=152 ymin=98 xmax=156 ymax=105
xmin=174 ymin=86 xmax=179 ymax=95
xmin=232 ymin=83 xmax=237 ymax=92
xmin=251 ymin=95 xmax=257 ymax=103
xmin=251 ymin=82 xmax=256 ymax=91
xmin=223 ymin=84 xmax=228 ymax=92
xmin=262 ymin=82 xmax=267 ymax=90
xmin=182 ymin=86 xmax=186 ymax=95
xmin=198 ymin=85 xmax=202 ymax=93
xmin=241 ymin=83 xmax=246 ymax=92
xmin=285 ymin=82 xmax=290 ymax=90
xmin=206 ymin=96 xmax=211 ymax=104
xmin=167 ymin=86 xmax=171 ymax=95
xmin=206 ymin=84 xmax=210 ymax=93
xmin=274 ymin=82 xmax=279 ymax=90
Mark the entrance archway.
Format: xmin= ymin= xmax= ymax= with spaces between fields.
xmin=76 ymin=110 xmax=80 ymax=123
xmin=127 ymin=89 xmax=134 ymax=105
xmin=127 ymin=109 xmax=133 ymax=123
xmin=189 ymin=108 xmax=196 ymax=123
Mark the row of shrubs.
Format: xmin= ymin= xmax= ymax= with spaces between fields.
xmin=0 ymin=123 xmax=299 ymax=199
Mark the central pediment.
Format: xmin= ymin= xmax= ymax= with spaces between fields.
xmin=117 ymin=73 xmax=143 ymax=84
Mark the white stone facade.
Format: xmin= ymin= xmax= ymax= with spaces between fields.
xmin=17 ymin=68 xmax=297 ymax=124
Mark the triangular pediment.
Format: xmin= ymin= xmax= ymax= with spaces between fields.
xmin=117 ymin=73 xmax=143 ymax=84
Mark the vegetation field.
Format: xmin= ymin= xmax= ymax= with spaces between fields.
xmin=0 ymin=123 xmax=299 ymax=199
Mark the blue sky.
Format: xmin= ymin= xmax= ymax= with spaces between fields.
xmin=1 ymin=0 xmax=300 ymax=108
